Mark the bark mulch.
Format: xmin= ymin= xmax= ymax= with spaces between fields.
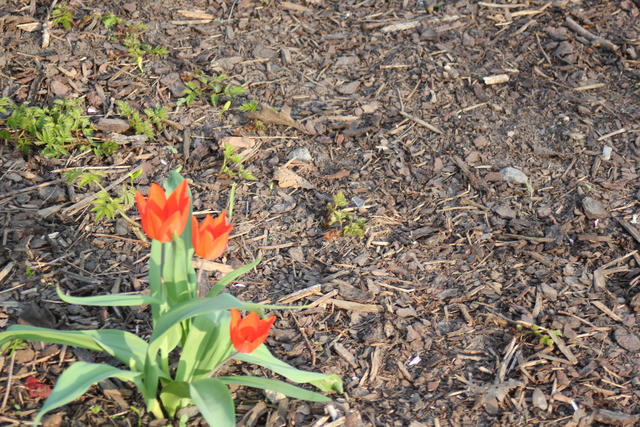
xmin=1 ymin=0 xmax=640 ymax=425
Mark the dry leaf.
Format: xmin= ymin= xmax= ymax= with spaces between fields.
xmin=475 ymin=379 xmax=522 ymax=415
xmin=244 ymin=103 xmax=307 ymax=133
xmin=219 ymin=136 xmax=255 ymax=149
xmin=274 ymin=166 xmax=314 ymax=189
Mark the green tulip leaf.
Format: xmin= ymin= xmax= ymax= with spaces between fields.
xmin=219 ymin=375 xmax=331 ymax=402
xmin=0 ymin=325 xmax=148 ymax=371
xmin=34 ymin=362 xmax=141 ymax=425
xmin=234 ymin=345 xmax=343 ymax=394
xmin=56 ymin=286 xmax=161 ymax=306
xmin=190 ymin=378 xmax=235 ymax=427
xmin=207 ymin=257 xmax=261 ymax=297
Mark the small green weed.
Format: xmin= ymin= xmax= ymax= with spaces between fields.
xmin=25 ymin=265 xmax=36 ymax=277
xmin=1 ymin=338 xmax=28 ymax=356
xmin=90 ymin=405 xmax=102 ymax=414
xmin=65 ymin=169 xmax=142 ymax=222
xmin=97 ymin=14 xmax=167 ymax=71
xmin=178 ymin=71 xmax=249 ymax=115
xmin=52 ymin=2 xmax=73 ymax=30
xmin=123 ymin=34 xmax=168 ymax=72
xmin=0 ymin=97 xmax=98 ymax=157
xmin=99 ymin=12 xmax=122 ymax=29
xmin=516 ymin=323 xmax=563 ymax=348
xmin=176 ymin=81 xmax=203 ymax=107
xmin=326 ymin=191 xmax=367 ymax=237
xmin=220 ymin=144 xmax=256 ymax=181
xmin=115 ymin=101 xmax=166 ymax=139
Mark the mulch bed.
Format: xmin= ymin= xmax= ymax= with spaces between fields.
xmin=1 ymin=0 xmax=640 ymax=425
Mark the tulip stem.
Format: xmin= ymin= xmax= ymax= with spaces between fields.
xmin=227 ymin=183 xmax=237 ymax=220
xmin=197 ymin=267 xmax=205 ymax=297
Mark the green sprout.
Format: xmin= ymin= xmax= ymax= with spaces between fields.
xmin=100 ymin=12 xmax=122 ymax=29
xmin=116 ymin=101 xmax=165 ymax=139
xmin=0 ymin=97 xmax=96 ymax=157
xmin=516 ymin=324 xmax=563 ymax=348
xmin=220 ymin=144 xmax=256 ymax=181
xmin=177 ymin=71 xmax=249 ymax=116
xmin=25 ymin=265 xmax=36 ymax=277
xmin=52 ymin=2 xmax=73 ymax=30
xmin=177 ymin=81 xmax=203 ymax=106
xmin=123 ymin=33 xmax=168 ymax=72
xmin=326 ymin=191 xmax=367 ymax=237
xmin=64 ymin=169 xmax=141 ymax=222
xmin=1 ymin=338 xmax=28 ymax=357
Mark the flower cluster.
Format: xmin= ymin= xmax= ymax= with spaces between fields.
xmin=135 ymin=179 xmax=273 ymax=352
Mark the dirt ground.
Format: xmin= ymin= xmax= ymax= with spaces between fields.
xmin=1 ymin=0 xmax=640 ymax=425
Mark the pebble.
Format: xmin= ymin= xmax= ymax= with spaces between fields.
xmin=337 ymin=81 xmax=360 ymax=95
xmin=473 ymin=135 xmax=490 ymax=148
xmin=287 ymin=147 xmax=313 ymax=162
xmin=494 ymin=205 xmax=517 ymax=219
xmin=532 ymin=387 xmax=548 ymax=410
xmin=602 ymin=145 xmax=613 ymax=161
xmin=614 ymin=327 xmax=640 ymax=352
xmin=95 ymin=118 xmax=130 ymax=133
xmin=500 ymin=167 xmax=528 ymax=185
xmin=160 ymin=72 xmax=187 ymax=97
xmin=537 ymin=205 xmax=553 ymax=218
xmin=539 ymin=283 xmax=558 ymax=300
xmin=582 ymin=197 xmax=608 ymax=219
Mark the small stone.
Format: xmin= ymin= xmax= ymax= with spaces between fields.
xmin=539 ymin=283 xmax=558 ymax=300
xmin=494 ymin=205 xmax=516 ymax=219
xmin=602 ymin=145 xmax=613 ymax=161
xmin=287 ymin=147 xmax=313 ymax=162
xmin=500 ymin=167 xmax=528 ymax=185
xmin=537 ymin=205 xmax=552 ymax=218
xmin=115 ymin=218 xmax=129 ymax=236
xmin=396 ymin=307 xmax=418 ymax=317
xmin=614 ymin=328 xmax=640 ymax=352
xmin=160 ymin=72 xmax=187 ymax=97
xmin=6 ymin=172 xmax=22 ymax=182
xmin=50 ymin=79 xmax=70 ymax=96
xmin=288 ymin=246 xmax=305 ymax=263
xmin=264 ymin=389 xmax=287 ymax=404
xmin=532 ymin=387 xmax=548 ymax=410
xmin=210 ymin=56 xmax=243 ymax=72
xmin=95 ymin=118 xmax=130 ymax=133
xmin=253 ymin=45 xmax=277 ymax=60
xmin=337 ymin=81 xmax=360 ymax=95
xmin=335 ymin=56 xmax=360 ymax=67
xmin=582 ymin=197 xmax=608 ymax=219
xmin=473 ymin=135 xmax=490 ymax=148
xmin=465 ymin=151 xmax=482 ymax=164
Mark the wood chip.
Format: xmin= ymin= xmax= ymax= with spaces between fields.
xmin=327 ymin=299 xmax=383 ymax=313
xmin=192 ymin=259 xmax=233 ymax=274
xmin=591 ymin=300 xmax=623 ymax=322
xmin=278 ymin=284 xmax=322 ymax=304
xmin=274 ymin=166 xmax=314 ymax=189
xmin=483 ymin=74 xmax=510 ymax=85
xmin=177 ymin=9 xmax=214 ymax=20
xmin=333 ymin=342 xmax=358 ymax=368
xmin=281 ymin=1 xmax=311 ymax=12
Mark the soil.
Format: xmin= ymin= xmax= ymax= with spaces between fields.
xmin=1 ymin=0 xmax=640 ymax=426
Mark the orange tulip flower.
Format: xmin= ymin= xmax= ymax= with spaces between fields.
xmin=136 ymin=179 xmax=190 ymax=243
xmin=191 ymin=211 xmax=232 ymax=260
xmin=229 ymin=308 xmax=276 ymax=354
